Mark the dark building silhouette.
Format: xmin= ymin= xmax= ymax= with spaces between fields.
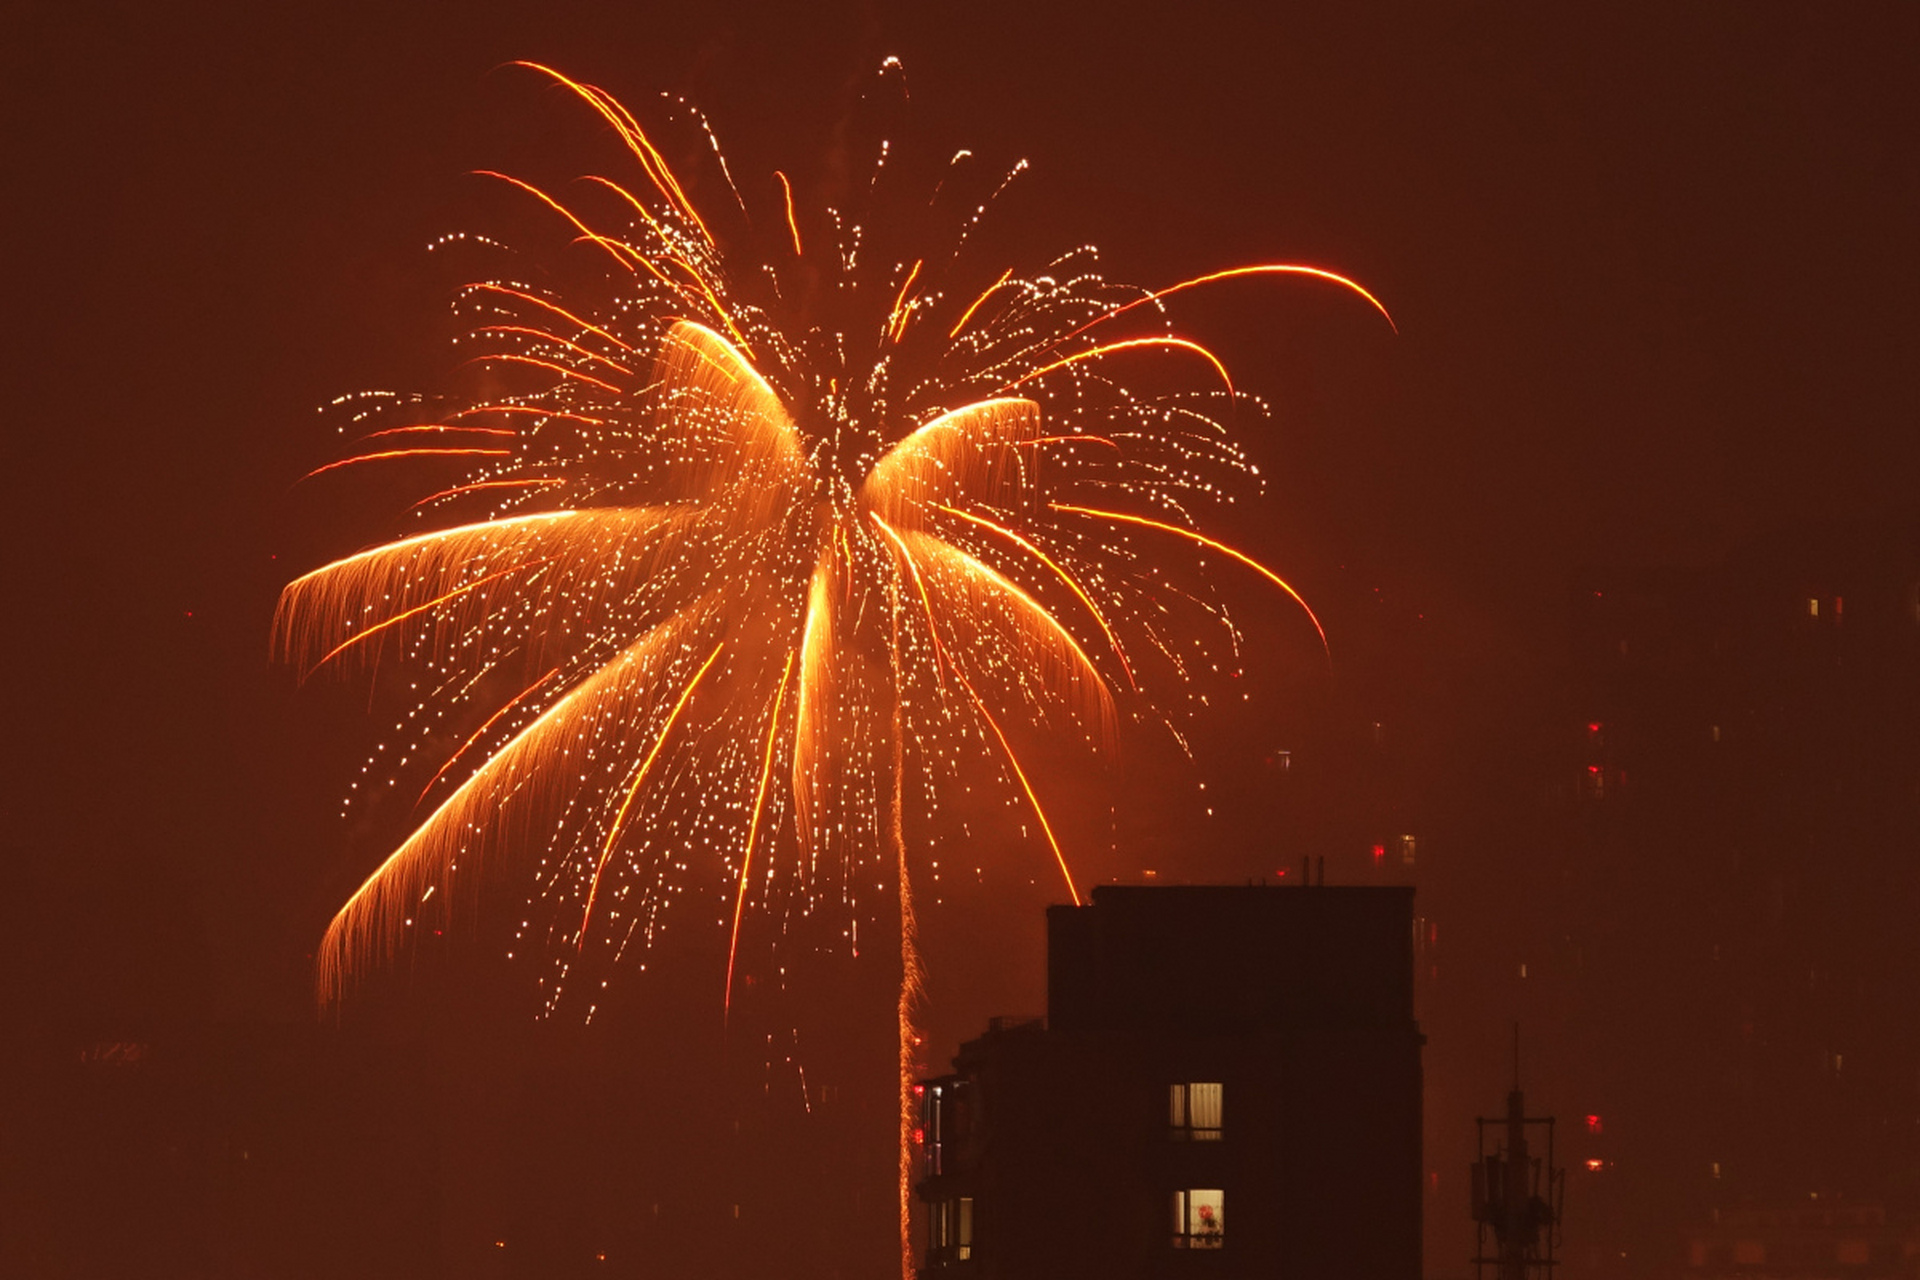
xmin=1680 ymin=1201 xmax=1920 ymax=1279
xmin=1507 ymin=524 xmax=1920 ymax=1274
xmin=914 ymin=883 xmax=1424 ymax=1278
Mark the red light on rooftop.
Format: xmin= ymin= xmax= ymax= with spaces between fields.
xmin=1586 ymin=721 xmax=1602 ymax=734
xmin=912 ymin=1084 xmax=924 ymax=1097
xmin=1372 ymin=843 xmax=1385 ymax=862
xmin=1585 ymin=1113 xmax=1603 ymax=1134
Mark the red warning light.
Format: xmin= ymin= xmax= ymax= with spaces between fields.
xmin=1585 ymin=1113 xmax=1603 ymax=1134
xmin=1372 ymin=843 xmax=1385 ymax=863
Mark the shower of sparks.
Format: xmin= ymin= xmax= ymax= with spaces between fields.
xmin=276 ymin=54 xmax=1389 ymax=1002
xmin=275 ymin=64 xmax=1387 ymax=1254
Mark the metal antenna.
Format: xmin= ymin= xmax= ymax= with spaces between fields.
xmin=1473 ymin=1023 xmax=1562 ymax=1280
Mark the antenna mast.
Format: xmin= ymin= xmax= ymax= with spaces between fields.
xmin=1470 ymin=1027 xmax=1563 ymax=1280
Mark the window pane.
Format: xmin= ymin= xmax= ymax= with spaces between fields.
xmin=1169 ymin=1083 xmax=1187 ymax=1128
xmin=1188 ymin=1189 xmax=1224 ymax=1247
xmin=1189 ymin=1082 xmax=1222 ymax=1131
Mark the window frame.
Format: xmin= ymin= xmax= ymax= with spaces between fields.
xmin=925 ymin=1196 xmax=973 ymax=1267
xmin=1171 ymin=1188 xmax=1226 ymax=1249
xmin=1168 ymin=1081 xmax=1223 ymax=1141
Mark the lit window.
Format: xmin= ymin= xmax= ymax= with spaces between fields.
xmin=927 ymin=1197 xmax=973 ymax=1265
xmin=919 ymin=1080 xmax=967 ymax=1177
xmin=1171 ymin=1189 xmax=1225 ymax=1249
xmin=1397 ymin=834 xmax=1417 ymax=866
xmin=1169 ymin=1082 xmax=1223 ymax=1140
xmin=1808 ymin=597 xmax=1820 ymax=618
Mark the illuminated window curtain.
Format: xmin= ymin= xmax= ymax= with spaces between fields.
xmin=1189 ymin=1082 xmax=1222 ymax=1135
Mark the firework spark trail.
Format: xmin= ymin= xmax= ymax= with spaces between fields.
xmin=725 ymin=652 xmax=796 ymax=1020
xmin=889 ymin=576 xmax=925 ymax=1280
xmin=416 ymin=666 xmax=560 ymax=806
xmin=932 ymin=501 xmax=1137 ymax=688
xmin=577 ymin=640 xmax=727 ymax=947
xmin=301 ymin=446 xmax=514 ymax=480
xmin=1069 ymin=262 xmax=1398 ymax=337
xmin=1047 ymin=502 xmax=1333 ymax=658
xmin=278 ymin=61 xmax=1388 ymax=1275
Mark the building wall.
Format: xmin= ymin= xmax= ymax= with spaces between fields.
xmin=919 ymin=884 xmax=1423 ymax=1279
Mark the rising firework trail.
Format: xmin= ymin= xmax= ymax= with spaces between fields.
xmin=274 ymin=61 xmax=1389 ymax=1275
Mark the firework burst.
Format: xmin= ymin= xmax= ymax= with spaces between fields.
xmin=276 ymin=60 xmax=1388 ymax=1269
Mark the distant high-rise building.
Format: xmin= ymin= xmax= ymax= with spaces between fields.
xmin=914 ymin=883 xmax=1425 ymax=1278
xmin=1533 ymin=523 xmax=1920 ymax=1270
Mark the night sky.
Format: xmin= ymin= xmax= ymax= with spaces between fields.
xmin=7 ymin=3 xmax=1919 ymax=1277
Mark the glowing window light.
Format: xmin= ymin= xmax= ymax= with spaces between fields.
xmin=1169 ymin=1082 xmax=1224 ymax=1140
xmin=1171 ymin=1189 xmax=1225 ymax=1249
